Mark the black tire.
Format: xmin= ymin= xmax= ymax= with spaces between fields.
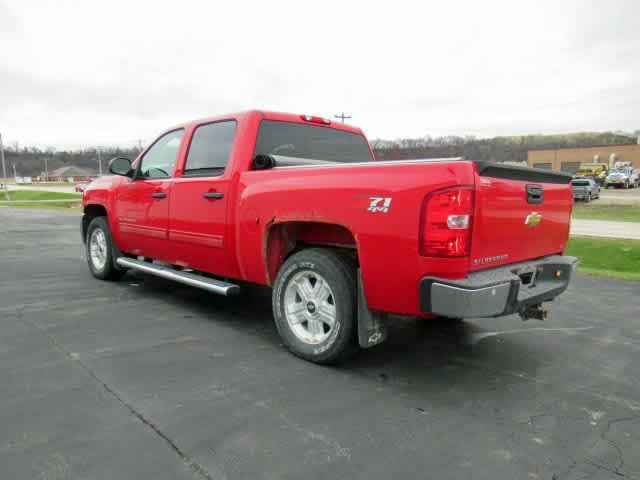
xmin=272 ymin=248 xmax=358 ymax=364
xmin=85 ymin=216 xmax=125 ymax=281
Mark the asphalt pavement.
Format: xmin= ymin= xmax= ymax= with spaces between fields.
xmin=571 ymin=218 xmax=640 ymax=240
xmin=598 ymin=188 xmax=640 ymax=205
xmin=2 ymin=207 xmax=640 ymax=480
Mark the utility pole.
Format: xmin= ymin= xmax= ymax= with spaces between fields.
xmin=44 ymin=157 xmax=49 ymax=182
xmin=334 ymin=112 xmax=352 ymax=123
xmin=97 ymin=147 xmax=102 ymax=176
xmin=0 ymin=133 xmax=8 ymax=199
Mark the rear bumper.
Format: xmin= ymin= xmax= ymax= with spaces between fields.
xmin=419 ymin=255 xmax=578 ymax=318
xmin=573 ymin=192 xmax=591 ymax=199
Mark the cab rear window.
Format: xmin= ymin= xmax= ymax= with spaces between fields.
xmin=254 ymin=120 xmax=373 ymax=163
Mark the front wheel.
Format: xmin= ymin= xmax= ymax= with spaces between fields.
xmin=86 ymin=216 xmax=125 ymax=280
xmin=272 ymin=248 xmax=357 ymax=364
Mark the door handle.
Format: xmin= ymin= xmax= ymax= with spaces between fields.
xmin=151 ymin=192 xmax=167 ymax=199
xmin=203 ymin=192 xmax=224 ymax=200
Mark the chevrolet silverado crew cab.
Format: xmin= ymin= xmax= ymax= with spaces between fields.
xmin=82 ymin=110 xmax=577 ymax=363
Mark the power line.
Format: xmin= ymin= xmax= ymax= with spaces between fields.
xmin=334 ymin=112 xmax=352 ymax=123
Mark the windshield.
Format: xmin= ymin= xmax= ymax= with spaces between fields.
xmin=254 ymin=120 xmax=374 ymax=163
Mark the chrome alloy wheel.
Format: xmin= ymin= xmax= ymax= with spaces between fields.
xmin=89 ymin=228 xmax=108 ymax=271
xmin=283 ymin=270 xmax=337 ymax=344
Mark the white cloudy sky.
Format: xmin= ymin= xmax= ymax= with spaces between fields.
xmin=1 ymin=0 xmax=638 ymax=149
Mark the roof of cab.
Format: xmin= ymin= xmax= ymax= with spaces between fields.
xmin=172 ymin=110 xmax=364 ymax=135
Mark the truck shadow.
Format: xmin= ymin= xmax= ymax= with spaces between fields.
xmin=125 ymin=270 xmax=555 ymax=395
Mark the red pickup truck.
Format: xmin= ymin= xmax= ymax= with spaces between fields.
xmin=82 ymin=110 xmax=577 ymax=363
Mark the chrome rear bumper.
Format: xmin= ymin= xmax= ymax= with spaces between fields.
xmin=419 ymin=255 xmax=579 ymax=318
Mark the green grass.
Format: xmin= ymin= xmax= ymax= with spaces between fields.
xmin=0 ymin=190 xmax=82 ymax=209
xmin=566 ymin=236 xmax=640 ymax=281
xmin=572 ymin=203 xmax=640 ymax=222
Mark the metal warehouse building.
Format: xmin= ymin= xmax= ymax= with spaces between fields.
xmin=527 ymin=143 xmax=640 ymax=173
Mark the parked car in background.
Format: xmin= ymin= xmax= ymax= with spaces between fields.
xmin=604 ymin=162 xmax=639 ymax=189
xmin=75 ymin=184 xmax=87 ymax=193
xmin=575 ymin=162 xmax=608 ymax=185
xmin=571 ymin=177 xmax=600 ymax=202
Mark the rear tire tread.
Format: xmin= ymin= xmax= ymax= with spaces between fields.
xmin=272 ymin=248 xmax=358 ymax=364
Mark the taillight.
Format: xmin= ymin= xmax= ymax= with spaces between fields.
xmin=584 ymin=187 xmax=588 ymax=193
xmin=420 ymin=187 xmax=474 ymax=257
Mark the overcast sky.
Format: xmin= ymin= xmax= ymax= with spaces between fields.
xmin=1 ymin=0 xmax=638 ymax=149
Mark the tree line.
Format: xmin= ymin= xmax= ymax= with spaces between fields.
xmin=5 ymin=146 xmax=142 ymax=177
xmin=3 ymin=131 xmax=635 ymax=177
xmin=371 ymin=132 xmax=634 ymax=162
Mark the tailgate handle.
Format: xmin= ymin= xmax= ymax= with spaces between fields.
xmin=526 ymin=184 xmax=544 ymax=204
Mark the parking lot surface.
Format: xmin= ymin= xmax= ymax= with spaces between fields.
xmin=2 ymin=207 xmax=639 ymax=480
xmin=598 ymin=188 xmax=640 ymax=205
xmin=571 ymin=218 xmax=640 ymax=240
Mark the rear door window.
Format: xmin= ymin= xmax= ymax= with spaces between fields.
xmin=183 ymin=121 xmax=237 ymax=176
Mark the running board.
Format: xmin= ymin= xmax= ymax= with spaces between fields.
xmin=116 ymin=258 xmax=240 ymax=296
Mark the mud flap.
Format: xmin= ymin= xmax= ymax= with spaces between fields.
xmin=110 ymin=236 xmax=125 ymax=271
xmin=357 ymin=270 xmax=388 ymax=348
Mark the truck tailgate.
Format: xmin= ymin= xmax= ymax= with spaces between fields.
xmin=470 ymin=162 xmax=573 ymax=271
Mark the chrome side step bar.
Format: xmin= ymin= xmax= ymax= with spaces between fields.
xmin=116 ymin=257 xmax=240 ymax=296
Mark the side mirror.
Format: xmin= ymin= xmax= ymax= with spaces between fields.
xmin=108 ymin=157 xmax=133 ymax=176
xmin=252 ymin=154 xmax=275 ymax=170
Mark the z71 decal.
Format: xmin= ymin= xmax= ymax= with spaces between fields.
xmin=367 ymin=197 xmax=392 ymax=213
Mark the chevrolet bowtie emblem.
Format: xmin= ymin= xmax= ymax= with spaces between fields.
xmin=525 ymin=212 xmax=542 ymax=228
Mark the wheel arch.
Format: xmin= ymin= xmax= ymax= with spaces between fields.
xmin=263 ymin=221 xmax=358 ymax=286
xmin=82 ymin=204 xmax=109 ymax=242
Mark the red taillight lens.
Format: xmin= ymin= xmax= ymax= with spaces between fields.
xmin=584 ymin=187 xmax=588 ymax=192
xmin=420 ymin=187 xmax=474 ymax=257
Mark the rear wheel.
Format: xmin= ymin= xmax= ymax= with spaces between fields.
xmin=272 ymin=248 xmax=357 ymax=364
xmin=86 ymin=217 xmax=125 ymax=280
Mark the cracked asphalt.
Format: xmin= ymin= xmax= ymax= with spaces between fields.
xmin=1 ymin=207 xmax=639 ymax=480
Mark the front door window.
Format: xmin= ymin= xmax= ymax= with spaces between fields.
xmin=138 ymin=129 xmax=184 ymax=178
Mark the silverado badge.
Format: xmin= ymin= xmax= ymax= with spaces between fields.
xmin=525 ymin=212 xmax=542 ymax=228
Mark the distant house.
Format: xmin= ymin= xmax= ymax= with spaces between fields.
xmin=40 ymin=166 xmax=98 ymax=182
